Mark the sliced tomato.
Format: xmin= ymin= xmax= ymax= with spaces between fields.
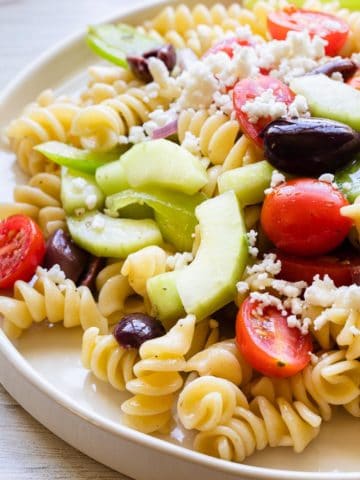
xmin=233 ymin=75 xmax=295 ymax=146
xmin=267 ymin=7 xmax=349 ymax=56
xmin=0 ymin=215 xmax=45 ymax=289
xmin=204 ymin=37 xmax=255 ymax=58
xmin=236 ymin=298 xmax=312 ymax=378
xmin=261 ymin=178 xmax=352 ymax=257
xmin=276 ymin=249 xmax=360 ymax=287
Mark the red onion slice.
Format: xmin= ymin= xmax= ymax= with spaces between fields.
xmin=152 ymin=119 xmax=178 ymax=139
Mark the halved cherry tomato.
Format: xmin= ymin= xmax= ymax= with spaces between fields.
xmin=267 ymin=7 xmax=349 ymax=56
xmin=233 ymin=75 xmax=295 ymax=145
xmin=276 ymin=249 xmax=360 ymax=287
xmin=236 ymin=298 xmax=312 ymax=378
xmin=0 ymin=215 xmax=45 ymax=289
xmin=347 ymin=69 xmax=360 ymax=90
xmin=261 ymin=179 xmax=352 ymax=257
xmin=204 ymin=37 xmax=255 ymax=58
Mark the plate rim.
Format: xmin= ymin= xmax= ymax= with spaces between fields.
xmin=0 ymin=1 xmax=359 ymax=478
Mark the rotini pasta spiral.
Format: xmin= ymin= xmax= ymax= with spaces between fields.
xmin=178 ymin=110 xmax=262 ymax=168
xmin=248 ymin=350 xmax=360 ymax=420
xmin=0 ymin=272 xmax=108 ymax=339
xmin=71 ymin=87 xmax=170 ymax=151
xmin=186 ymin=317 xmax=220 ymax=359
xmin=177 ymin=376 xmax=249 ymax=431
xmin=121 ymin=246 xmax=169 ymax=298
xmin=81 ymin=65 xmax=143 ymax=105
xmin=95 ymin=261 xmax=146 ymax=324
xmin=0 ymin=172 xmax=66 ymax=238
xmin=121 ymin=314 xmax=196 ymax=433
xmin=194 ymin=395 xmax=321 ymax=462
xmin=186 ymin=339 xmax=253 ymax=387
xmin=81 ymin=326 xmax=138 ymax=391
xmin=6 ymin=98 xmax=80 ymax=175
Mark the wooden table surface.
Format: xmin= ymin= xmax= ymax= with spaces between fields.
xmin=0 ymin=1 xmax=145 ymax=478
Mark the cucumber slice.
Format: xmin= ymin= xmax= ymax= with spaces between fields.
xmin=147 ymin=191 xmax=248 ymax=324
xmin=290 ymin=75 xmax=360 ymax=131
xmin=335 ymin=155 xmax=360 ymax=203
xmin=87 ymin=24 xmax=162 ymax=67
xmin=61 ymin=167 xmax=104 ymax=215
xmin=146 ymin=271 xmax=185 ymax=330
xmin=106 ymin=188 xmax=206 ymax=251
xmin=218 ymin=160 xmax=274 ymax=206
xmin=35 ymin=141 xmax=125 ymax=174
xmin=67 ymin=211 xmax=162 ymax=258
xmin=96 ymin=140 xmax=208 ymax=196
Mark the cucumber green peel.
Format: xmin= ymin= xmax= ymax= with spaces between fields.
xmin=147 ymin=191 xmax=249 ymax=326
xmin=35 ymin=141 xmax=126 ymax=174
xmin=335 ymin=155 xmax=360 ymax=203
xmin=67 ymin=211 xmax=162 ymax=258
xmin=218 ymin=160 xmax=274 ymax=206
xmin=106 ymin=188 xmax=206 ymax=251
xmin=87 ymin=24 xmax=162 ymax=67
xmin=96 ymin=139 xmax=208 ymax=196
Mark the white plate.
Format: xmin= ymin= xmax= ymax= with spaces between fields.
xmin=1 ymin=1 xmax=360 ymax=479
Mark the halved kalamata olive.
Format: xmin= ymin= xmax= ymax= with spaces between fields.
xmin=79 ymin=256 xmax=106 ymax=294
xmin=308 ymin=58 xmax=357 ymax=82
xmin=261 ymin=117 xmax=360 ymax=176
xmin=44 ymin=229 xmax=89 ymax=283
xmin=127 ymin=44 xmax=176 ymax=82
xmin=113 ymin=313 xmax=165 ymax=349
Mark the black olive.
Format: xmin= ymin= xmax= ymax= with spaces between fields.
xmin=212 ymin=302 xmax=238 ymax=339
xmin=113 ymin=313 xmax=165 ymax=349
xmin=127 ymin=44 xmax=176 ymax=83
xmin=261 ymin=117 xmax=360 ymax=176
xmin=79 ymin=256 xmax=106 ymax=294
xmin=308 ymin=58 xmax=357 ymax=82
xmin=43 ymin=229 xmax=89 ymax=283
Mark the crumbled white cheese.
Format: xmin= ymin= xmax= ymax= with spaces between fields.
xmin=166 ymin=252 xmax=193 ymax=271
xmin=213 ymin=91 xmax=233 ymax=116
xmin=176 ymin=60 xmax=219 ymax=109
xmin=182 ymin=131 xmax=201 ymax=156
xmin=342 ymin=182 xmax=352 ymax=191
xmin=304 ymin=275 xmax=337 ymax=308
xmin=236 ymin=281 xmax=249 ymax=294
xmin=241 ymin=88 xmax=288 ymax=124
xmin=319 ymin=173 xmax=335 ymax=184
xmin=91 ymin=214 xmax=105 ymax=231
xmin=270 ymin=170 xmax=286 ymax=188
xmin=246 ymin=229 xmax=259 ymax=257
xmin=36 ymin=264 xmax=66 ymax=285
xmin=288 ymin=95 xmax=309 ymax=118
xmin=128 ymin=126 xmax=148 ymax=144
xmin=147 ymin=57 xmax=180 ymax=101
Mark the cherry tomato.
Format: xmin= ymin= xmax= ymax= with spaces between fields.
xmin=261 ymin=179 xmax=352 ymax=257
xmin=236 ymin=298 xmax=312 ymax=378
xmin=347 ymin=69 xmax=360 ymax=90
xmin=0 ymin=215 xmax=45 ymax=289
xmin=204 ymin=37 xmax=255 ymax=58
xmin=233 ymin=75 xmax=295 ymax=146
xmin=267 ymin=7 xmax=349 ymax=56
xmin=276 ymin=249 xmax=360 ymax=287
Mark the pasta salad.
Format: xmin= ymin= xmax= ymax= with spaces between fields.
xmin=1 ymin=0 xmax=360 ymax=465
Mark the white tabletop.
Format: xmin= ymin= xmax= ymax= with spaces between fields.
xmin=0 ymin=1 xmax=145 ymax=478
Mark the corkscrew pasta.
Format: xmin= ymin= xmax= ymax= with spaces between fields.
xmin=81 ymin=326 xmax=138 ymax=390
xmin=2 ymin=0 xmax=360 ymax=470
